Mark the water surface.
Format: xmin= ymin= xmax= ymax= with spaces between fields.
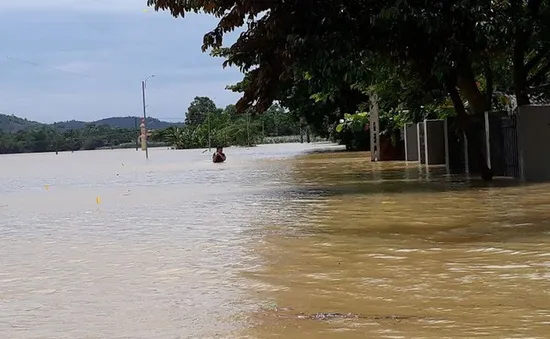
xmin=1 ymin=143 xmax=549 ymax=338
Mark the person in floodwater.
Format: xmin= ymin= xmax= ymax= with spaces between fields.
xmin=212 ymin=146 xmax=226 ymax=163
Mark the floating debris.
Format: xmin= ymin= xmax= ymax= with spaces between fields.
xmin=271 ymin=307 xmax=421 ymax=322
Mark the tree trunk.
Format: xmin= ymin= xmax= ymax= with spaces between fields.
xmin=455 ymin=60 xmax=489 ymax=113
xmin=456 ymin=75 xmax=488 ymax=114
xmin=416 ymin=58 xmax=492 ymax=180
xmin=483 ymin=57 xmax=494 ymax=111
xmin=511 ymin=0 xmax=541 ymax=106
xmin=447 ymin=78 xmax=493 ymax=181
xmin=513 ymin=35 xmax=531 ymax=106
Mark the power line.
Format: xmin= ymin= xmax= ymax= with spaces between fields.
xmin=2 ymin=4 xmax=157 ymax=81
xmin=4 ymin=56 xmax=97 ymax=79
xmin=154 ymin=117 xmax=185 ymax=121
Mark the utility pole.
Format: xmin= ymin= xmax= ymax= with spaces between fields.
xmin=141 ymin=80 xmax=148 ymax=159
xmin=246 ymin=110 xmax=250 ymax=146
xmin=55 ymin=130 xmax=59 ymax=155
xmin=262 ymin=115 xmax=265 ymax=142
xmin=208 ymin=111 xmax=211 ymax=152
xmin=141 ymin=74 xmax=155 ymax=159
xmin=369 ymin=92 xmax=380 ymax=161
xmin=299 ymin=117 xmax=304 ymax=143
xmin=134 ymin=117 xmax=139 ymax=151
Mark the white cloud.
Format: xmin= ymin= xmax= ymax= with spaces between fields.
xmin=0 ymin=0 xmax=150 ymax=12
xmin=0 ymin=78 xmax=242 ymax=123
xmin=154 ymin=66 xmax=240 ymax=78
xmin=0 ymin=1 xmax=244 ymax=122
xmin=53 ymin=61 xmax=101 ymax=74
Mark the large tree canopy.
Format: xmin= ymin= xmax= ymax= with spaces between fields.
xmin=149 ymin=0 xmax=549 ymax=115
xmin=184 ymin=96 xmax=217 ymax=126
xmin=152 ymin=98 xmax=304 ymax=149
xmin=148 ymin=0 xmax=550 ymax=180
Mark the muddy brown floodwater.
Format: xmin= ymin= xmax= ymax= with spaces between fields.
xmin=1 ymin=143 xmax=549 ymax=338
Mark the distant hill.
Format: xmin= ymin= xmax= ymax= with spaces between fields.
xmin=51 ymin=120 xmax=88 ymax=130
xmin=0 ymin=114 xmax=42 ymax=133
xmin=0 ymin=114 xmax=182 ymax=133
xmin=93 ymin=116 xmax=181 ymax=129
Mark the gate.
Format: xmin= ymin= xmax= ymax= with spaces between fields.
xmin=486 ymin=113 xmax=519 ymax=178
xmin=417 ymin=122 xmax=426 ymax=164
xmin=500 ymin=115 xmax=520 ymax=178
xmin=445 ymin=116 xmax=466 ymax=173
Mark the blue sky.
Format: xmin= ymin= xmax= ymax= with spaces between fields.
xmin=0 ymin=0 xmax=243 ymax=123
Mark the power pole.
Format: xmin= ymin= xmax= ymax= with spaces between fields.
xmin=208 ymin=111 xmax=211 ymax=152
xmin=141 ymin=80 xmax=148 ymax=159
xmin=370 ymin=93 xmax=380 ymax=161
xmin=134 ymin=117 xmax=139 ymax=151
xmin=55 ymin=130 xmax=59 ymax=155
xmin=246 ymin=110 xmax=251 ymax=146
xmin=262 ymin=115 xmax=265 ymax=142
xmin=299 ymin=117 xmax=304 ymax=143
xmin=141 ymin=75 xmax=155 ymax=159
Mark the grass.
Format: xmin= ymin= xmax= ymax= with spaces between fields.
xmin=101 ymin=136 xmax=327 ymax=151
xmin=110 ymin=141 xmax=171 ymax=149
xmin=261 ymin=135 xmax=327 ymax=144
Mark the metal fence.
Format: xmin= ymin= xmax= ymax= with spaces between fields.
xmin=486 ymin=112 xmax=520 ymax=178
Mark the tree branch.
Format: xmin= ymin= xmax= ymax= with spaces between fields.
xmin=483 ymin=56 xmax=494 ymax=111
xmin=525 ymin=44 xmax=550 ymax=73
xmin=527 ymin=0 xmax=543 ymax=15
xmin=446 ymin=74 xmax=493 ymax=180
xmin=447 ymin=81 xmax=468 ymax=124
xmin=527 ymin=58 xmax=550 ymax=86
xmin=455 ymin=58 xmax=489 ymax=114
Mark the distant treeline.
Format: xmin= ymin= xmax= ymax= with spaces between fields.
xmin=151 ymin=97 xmax=305 ymax=149
xmin=0 ymin=96 xmax=315 ymax=154
xmin=0 ymin=124 xmax=139 ymax=154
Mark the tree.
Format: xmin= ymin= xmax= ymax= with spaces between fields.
xmin=149 ymin=0 xmax=550 ymax=111
xmin=153 ymin=126 xmax=187 ymax=149
xmin=148 ymin=0 xmax=549 ymax=180
xmin=151 ymin=101 xmax=311 ymax=149
xmin=0 ymin=123 xmax=141 ymax=154
xmin=224 ymin=53 xmax=367 ymax=138
xmin=335 ymin=112 xmax=370 ymax=151
xmin=184 ymin=96 xmax=217 ymax=126
xmin=222 ymin=104 xmax=237 ymax=119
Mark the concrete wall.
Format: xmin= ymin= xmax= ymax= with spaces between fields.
xmin=417 ymin=122 xmax=426 ymax=164
xmin=484 ymin=111 xmax=520 ymax=178
xmin=424 ymin=119 xmax=446 ymax=165
xmin=445 ymin=117 xmax=467 ymax=173
xmin=463 ymin=115 xmax=487 ymax=174
xmin=404 ymin=123 xmax=418 ymax=161
xmin=517 ymin=105 xmax=550 ymax=182
xmin=370 ymin=94 xmax=381 ymax=161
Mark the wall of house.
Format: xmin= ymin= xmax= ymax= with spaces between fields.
xmin=404 ymin=123 xmax=418 ymax=161
xmin=424 ymin=119 xmax=446 ymax=165
xmin=517 ymin=105 xmax=550 ymax=182
xmin=417 ymin=122 xmax=426 ymax=164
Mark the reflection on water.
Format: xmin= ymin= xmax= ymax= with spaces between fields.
xmin=243 ymin=150 xmax=550 ymax=338
xmin=1 ymin=143 xmax=549 ymax=338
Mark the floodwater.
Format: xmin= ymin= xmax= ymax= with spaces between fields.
xmin=0 ymin=143 xmax=549 ymax=338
